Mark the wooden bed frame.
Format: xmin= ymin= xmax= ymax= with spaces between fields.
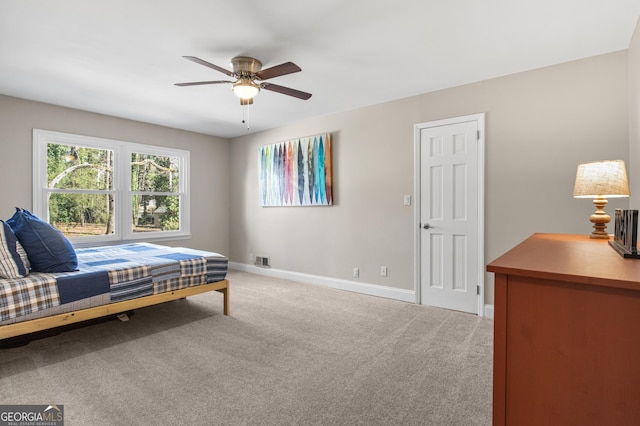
xmin=0 ymin=279 xmax=229 ymax=340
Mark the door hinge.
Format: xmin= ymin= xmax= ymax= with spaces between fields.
xmin=477 ymin=285 xmax=480 ymax=295
xmin=477 ymin=130 xmax=480 ymax=140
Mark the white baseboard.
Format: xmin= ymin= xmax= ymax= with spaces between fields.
xmin=229 ymin=262 xmax=416 ymax=303
xmin=229 ymin=262 xmax=495 ymax=319
xmin=484 ymin=304 xmax=494 ymax=320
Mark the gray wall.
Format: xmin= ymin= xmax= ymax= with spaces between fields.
xmin=229 ymin=51 xmax=630 ymax=305
xmin=630 ymin=17 xmax=640 ymax=207
xmin=0 ymin=95 xmax=230 ymax=254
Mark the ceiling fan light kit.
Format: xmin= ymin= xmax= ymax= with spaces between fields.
xmin=232 ymin=78 xmax=260 ymax=100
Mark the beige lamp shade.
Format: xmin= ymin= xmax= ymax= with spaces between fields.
xmin=573 ymin=160 xmax=630 ymax=198
xmin=573 ymin=160 xmax=630 ymax=239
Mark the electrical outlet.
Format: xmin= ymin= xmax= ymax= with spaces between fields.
xmin=381 ymin=266 xmax=388 ymax=277
xmin=353 ymin=267 xmax=360 ymax=278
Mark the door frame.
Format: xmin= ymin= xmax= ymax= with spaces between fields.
xmin=413 ymin=113 xmax=486 ymax=316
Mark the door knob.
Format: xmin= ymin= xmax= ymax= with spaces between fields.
xmin=423 ymin=224 xmax=431 ymax=229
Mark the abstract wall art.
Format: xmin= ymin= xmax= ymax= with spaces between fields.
xmin=259 ymin=133 xmax=332 ymax=206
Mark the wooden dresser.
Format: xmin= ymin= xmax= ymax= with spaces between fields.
xmin=487 ymin=233 xmax=640 ymax=425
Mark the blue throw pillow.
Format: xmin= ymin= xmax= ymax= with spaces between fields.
xmin=7 ymin=208 xmax=78 ymax=272
xmin=0 ymin=220 xmax=29 ymax=278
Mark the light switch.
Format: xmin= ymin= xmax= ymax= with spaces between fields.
xmin=403 ymin=195 xmax=412 ymax=206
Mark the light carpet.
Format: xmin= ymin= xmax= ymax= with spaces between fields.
xmin=0 ymin=271 xmax=493 ymax=425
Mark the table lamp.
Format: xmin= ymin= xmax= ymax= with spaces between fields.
xmin=573 ymin=160 xmax=630 ymax=239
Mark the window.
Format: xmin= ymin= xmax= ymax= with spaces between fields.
xmin=33 ymin=129 xmax=190 ymax=245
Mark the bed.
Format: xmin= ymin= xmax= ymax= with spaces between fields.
xmin=0 ymin=242 xmax=229 ymax=340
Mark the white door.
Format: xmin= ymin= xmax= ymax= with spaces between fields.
xmin=417 ymin=115 xmax=483 ymax=314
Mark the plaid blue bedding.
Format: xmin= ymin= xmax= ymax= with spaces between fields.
xmin=0 ymin=243 xmax=228 ymax=323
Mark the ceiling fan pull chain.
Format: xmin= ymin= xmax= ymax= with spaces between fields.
xmin=242 ymin=104 xmax=250 ymax=129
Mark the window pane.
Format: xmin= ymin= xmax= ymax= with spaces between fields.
xmin=47 ymin=143 xmax=113 ymax=190
xmin=131 ymin=153 xmax=179 ymax=192
xmin=49 ymin=192 xmax=115 ymax=237
xmin=132 ymin=195 xmax=180 ymax=232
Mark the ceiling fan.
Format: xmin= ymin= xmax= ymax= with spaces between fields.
xmin=175 ymin=56 xmax=312 ymax=104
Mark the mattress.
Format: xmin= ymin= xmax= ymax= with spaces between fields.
xmin=0 ymin=243 xmax=228 ymax=325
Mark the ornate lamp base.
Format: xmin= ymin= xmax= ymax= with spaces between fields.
xmin=589 ymin=197 xmax=610 ymax=239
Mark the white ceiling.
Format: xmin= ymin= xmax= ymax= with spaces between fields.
xmin=1 ymin=1 xmax=639 ymax=139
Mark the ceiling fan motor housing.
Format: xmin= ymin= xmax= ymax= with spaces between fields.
xmin=231 ymin=56 xmax=263 ymax=75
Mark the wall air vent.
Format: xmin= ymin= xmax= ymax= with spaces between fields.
xmin=255 ymin=256 xmax=270 ymax=268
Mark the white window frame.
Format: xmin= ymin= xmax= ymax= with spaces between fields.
xmin=33 ymin=129 xmax=190 ymax=247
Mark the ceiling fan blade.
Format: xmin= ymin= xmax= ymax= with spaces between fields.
xmin=256 ymin=62 xmax=301 ymax=80
xmin=182 ymin=56 xmax=235 ymax=77
xmin=174 ymin=80 xmax=232 ymax=87
xmin=262 ymin=83 xmax=312 ymax=100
